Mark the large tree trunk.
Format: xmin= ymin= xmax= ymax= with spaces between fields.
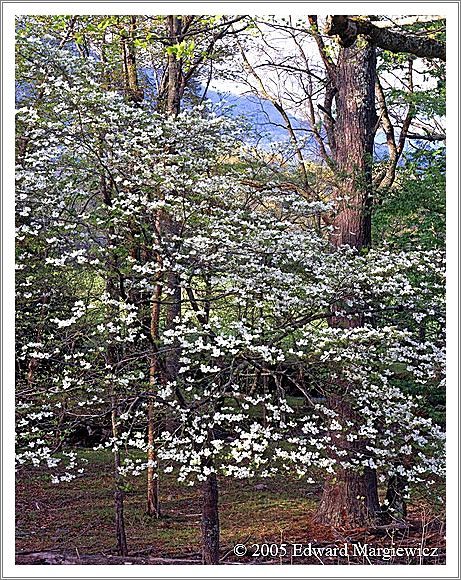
xmin=330 ymin=42 xmax=377 ymax=250
xmin=315 ymin=395 xmax=380 ymax=527
xmin=201 ymin=471 xmax=220 ymax=565
xmin=315 ymin=468 xmax=380 ymax=527
xmin=315 ymin=39 xmax=380 ymax=528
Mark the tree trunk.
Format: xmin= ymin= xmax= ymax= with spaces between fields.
xmin=201 ymin=471 xmax=220 ymax=565
xmin=330 ymin=41 xmax=377 ymax=250
xmin=102 ymin=166 xmax=129 ymax=554
xmin=146 ymin=398 xmax=160 ymax=517
xmin=383 ymin=474 xmax=407 ymax=522
xmin=164 ymin=268 xmax=182 ymax=381
xmin=315 ymin=467 xmax=380 ymax=527
xmin=114 ymin=480 xmax=128 ymax=556
xmin=162 ymin=15 xmax=183 ymax=394
xmin=118 ymin=16 xmax=162 ymax=519
xmin=315 ymin=394 xmax=380 ymax=527
xmin=111 ymin=400 xmax=128 ymax=556
xmin=146 ymin=280 xmax=162 ymax=517
xmin=121 ymin=16 xmax=143 ymax=102
xmin=315 ymin=39 xmax=380 ymax=528
xmin=165 ymin=15 xmax=182 ymax=116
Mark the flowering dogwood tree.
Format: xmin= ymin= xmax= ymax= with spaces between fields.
xmin=16 ymin=36 xmax=445 ymax=561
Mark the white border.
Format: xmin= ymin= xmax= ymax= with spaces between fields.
xmin=2 ymin=2 xmax=459 ymax=578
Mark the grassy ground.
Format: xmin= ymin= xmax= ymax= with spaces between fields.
xmin=16 ymin=449 xmax=446 ymax=565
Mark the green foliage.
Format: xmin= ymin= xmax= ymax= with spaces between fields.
xmin=373 ymin=148 xmax=445 ymax=250
xmin=165 ymin=39 xmax=195 ymax=61
xmin=385 ymin=84 xmax=445 ymax=118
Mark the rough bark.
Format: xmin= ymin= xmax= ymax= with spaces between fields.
xmin=314 ymin=395 xmax=380 ymax=527
xmin=317 ymin=16 xmax=445 ymax=528
xmin=315 ymin=468 xmax=380 ymax=527
xmin=121 ymin=16 xmax=143 ymax=102
xmin=329 ymin=41 xmax=377 ymax=249
xmin=163 ymin=15 xmax=183 ymax=117
xmin=201 ymin=471 xmax=220 ymax=565
xmin=315 ymin=38 xmax=380 ymax=528
xmin=325 ymin=15 xmax=446 ymax=61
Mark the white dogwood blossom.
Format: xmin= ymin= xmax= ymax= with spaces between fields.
xmin=15 ymin=38 xmax=445 ymax=501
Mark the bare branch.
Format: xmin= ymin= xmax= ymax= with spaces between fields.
xmin=406 ymin=132 xmax=446 ymax=141
xmin=308 ymin=15 xmax=337 ymax=79
xmin=374 ymin=77 xmax=398 ymax=189
xmin=235 ymin=36 xmax=312 ymax=192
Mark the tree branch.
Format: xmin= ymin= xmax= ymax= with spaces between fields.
xmin=371 ymin=15 xmax=446 ymax=29
xmin=374 ymin=77 xmax=398 ymax=189
xmin=308 ymin=15 xmax=337 ymax=79
xmin=406 ymin=132 xmax=446 ymax=141
xmin=236 ymin=36 xmax=312 ymax=192
xmin=325 ymin=15 xmax=446 ymax=60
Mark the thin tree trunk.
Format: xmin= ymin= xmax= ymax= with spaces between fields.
xmin=146 ymin=399 xmax=160 ymax=517
xmin=121 ymin=16 xmax=143 ymax=102
xmin=163 ymin=15 xmax=183 ymax=391
xmin=26 ymin=292 xmax=49 ymax=388
xmin=383 ymin=474 xmax=407 ymax=522
xmin=201 ymin=471 xmax=220 ymax=564
xmin=111 ymin=397 xmax=128 ymax=556
xmin=146 ymin=280 xmax=162 ymax=517
xmin=101 ymin=165 xmax=128 ymax=554
xmin=145 ymin=16 xmax=185 ymax=514
xmin=116 ymin=19 xmax=163 ymax=517
xmin=107 ymin=275 xmax=128 ymax=555
xmin=166 ymin=15 xmax=182 ymax=117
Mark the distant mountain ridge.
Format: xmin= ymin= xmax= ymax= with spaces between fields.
xmin=202 ymin=86 xmax=391 ymax=160
xmin=203 ymin=87 xmax=312 ymax=147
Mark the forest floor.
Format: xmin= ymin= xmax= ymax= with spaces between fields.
xmin=16 ymin=449 xmax=446 ymax=565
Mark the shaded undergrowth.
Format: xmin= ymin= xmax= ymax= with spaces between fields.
xmin=16 ymin=449 xmax=445 ymax=565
